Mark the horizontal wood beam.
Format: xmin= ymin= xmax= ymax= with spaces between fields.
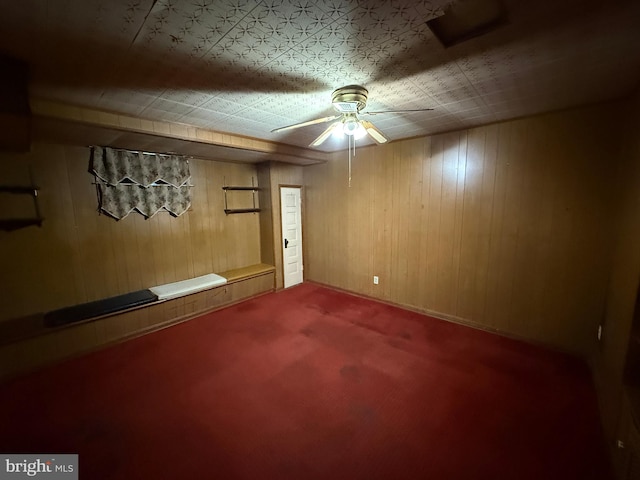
xmin=30 ymin=98 xmax=329 ymax=165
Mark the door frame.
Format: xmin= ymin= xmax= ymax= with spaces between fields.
xmin=278 ymin=184 xmax=304 ymax=290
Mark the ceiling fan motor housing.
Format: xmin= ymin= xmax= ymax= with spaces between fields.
xmin=332 ymin=85 xmax=368 ymax=113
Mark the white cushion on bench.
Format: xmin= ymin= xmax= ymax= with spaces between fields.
xmin=149 ymin=274 xmax=227 ymax=301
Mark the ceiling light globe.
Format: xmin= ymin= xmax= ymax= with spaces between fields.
xmin=343 ymin=119 xmax=360 ymax=136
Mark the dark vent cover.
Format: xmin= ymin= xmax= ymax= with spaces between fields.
xmin=427 ymin=0 xmax=508 ymax=47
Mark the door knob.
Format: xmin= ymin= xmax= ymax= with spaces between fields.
xmin=284 ymin=238 xmax=289 ymax=248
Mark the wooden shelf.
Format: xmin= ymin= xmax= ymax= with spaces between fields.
xmin=222 ymin=186 xmax=260 ymax=191
xmin=224 ymin=208 xmax=261 ymax=214
xmin=222 ymin=179 xmax=259 ymax=215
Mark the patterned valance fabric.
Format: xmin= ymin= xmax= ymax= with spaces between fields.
xmin=90 ymin=147 xmax=192 ymax=220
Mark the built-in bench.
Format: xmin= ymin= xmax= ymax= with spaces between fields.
xmin=218 ymin=263 xmax=276 ymax=283
xmin=0 ymin=263 xmax=275 ymax=348
xmin=0 ymin=263 xmax=276 ymax=380
xmin=149 ymin=273 xmax=227 ymax=301
xmin=44 ymin=289 xmax=159 ymax=327
xmin=39 ymin=265 xmax=275 ymax=330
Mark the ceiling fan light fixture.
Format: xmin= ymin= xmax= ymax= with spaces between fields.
xmin=342 ymin=119 xmax=367 ymax=139
xmin=276 ymin=84 xmax=431 ymax=150
xmin=342 ymin=116 xmax=360 ymax=136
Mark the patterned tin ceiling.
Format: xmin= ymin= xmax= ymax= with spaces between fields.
xmin=1 ymin=0 xmax=640 ymax=153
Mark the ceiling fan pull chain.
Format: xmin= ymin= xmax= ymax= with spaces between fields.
xmin=348 ymin=135 xmax=353 ymax=188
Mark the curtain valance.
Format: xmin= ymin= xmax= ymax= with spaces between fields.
xmin=91 ymin=146 xmax=190 ymax=187
xmin=90 ymin=147 xmax=192 ymax=220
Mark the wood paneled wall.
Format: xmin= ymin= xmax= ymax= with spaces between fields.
xmin=304 ymin=104 xmax=621 ymax=354
xmin=0 ymin=143 xmax=261 ymax=322
xmin=593 ymin=90 xmax=640 ymax=475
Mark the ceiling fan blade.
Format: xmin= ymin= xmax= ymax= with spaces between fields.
xmin=361 ymin=120 xmax=388 ymax=144
xmin=271 ymin=115 xmax=340 ymax=133
xmin=310 ymin=122 xmax=339 ymax=147
xmin=362 ymin=108 xmax=434 ymax=115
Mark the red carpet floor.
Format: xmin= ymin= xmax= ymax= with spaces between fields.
xmin=0 ymin=283 xmax=610 ymax=479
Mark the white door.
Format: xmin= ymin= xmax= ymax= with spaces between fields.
xmin=280 ymin=187 xmax=303 ymax=288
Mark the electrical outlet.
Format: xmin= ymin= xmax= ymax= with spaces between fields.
xmin=373 ymin=276 xmax=379 ymax=285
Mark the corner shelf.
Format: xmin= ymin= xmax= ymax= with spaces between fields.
xmin=0 ymin=185 xmax=43 ymax=232
xmin=222 ymin=183 xmax=260 ymax=215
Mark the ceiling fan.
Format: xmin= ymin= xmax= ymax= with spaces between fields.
xmin=271 ymin=85 xmax=434 ymax=147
